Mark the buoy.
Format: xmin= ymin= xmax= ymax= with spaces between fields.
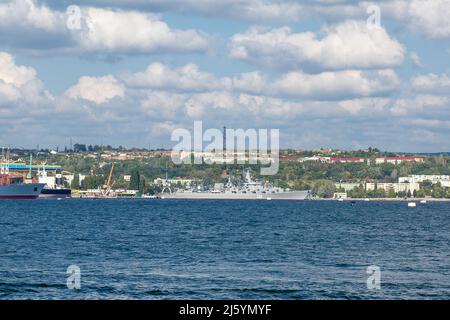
xmin=408 ymin=202 xmax=416 ymax=207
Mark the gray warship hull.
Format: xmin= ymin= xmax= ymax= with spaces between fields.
xmin=160 ymin=190 xmax=310 ymax=200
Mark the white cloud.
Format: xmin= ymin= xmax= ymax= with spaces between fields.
xmin=124 ymin=62 xmax=400 ymax=100
xmin=0 ymin=52 xmax=37 ymax=87
xmin=50 ymin=0 xmax=308 ymax=23
xmin=410 ymin=52 xmax=423 ymax=67
xmin=123 ymin=63 xmax=229 ymax=91
xmin=365 ymin=0 xmax=450 ymax=40
xmin=77 ymin=8 xmax=209 ymax=54
xmin=407 ymin=0 xmax=450 ymax=39
xmin=140 ymin=90 xmax=186 ymax=119
xmin=2 ymin=48 xmax=450 ymax=151
xmin=47 ymin=0 xmax=450 ymax=41
xmin=47 ymin=0 xmax=385 ymax=24
xmin=125 ymin=63 xmax=268 ymax=95
xmin=408 ymin=118 xmax=450 ymax=129
xmin=390 ymin=94 xmax=449 ymax=115
xmin=230 ymin=21 xmax=405 ymax=71
xmin=0 ymin=0 xmax=65 ymax=32
xmin=338 ymin=97 xmax=390 ymax=115
xmin=0 ymin=51 xmax=50 ymax=105
xmin=411 ymin=73 xmax=450 ymax=94
xmin=65 ymin=75 xmax=125 ymax=104
xmin=232 ymin=71 xmax=267 ymax=94
xmin=273 ymin=69 xmax=400 ymax=99
xmin=0 ymin=0 xmax=209 ymax=54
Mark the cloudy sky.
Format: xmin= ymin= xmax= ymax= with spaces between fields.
xmin=0 ymin=0 xmax=450 ymax=151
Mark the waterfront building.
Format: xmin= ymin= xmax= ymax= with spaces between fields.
xmin=365 ymin=182 xmax=420 ymax=194
xmin=375 ymin=157 xmax=424 ymax=165
xmin=330 ymin=157 xmax=365 ymax=164
xmin=399 ymin=175 xmax=450 ymax=187
xmin=335 ymin=182 xmax=363 ymax=191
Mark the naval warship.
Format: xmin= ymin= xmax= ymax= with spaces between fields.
xmin=160 ymin=169 xmax=310 ymax=200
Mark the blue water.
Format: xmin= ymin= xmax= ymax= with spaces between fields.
xmin=0 ymin=199 xmax=449 ymax=299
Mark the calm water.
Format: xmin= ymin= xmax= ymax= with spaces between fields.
xmin=0 ymin=199 xmax=449 ymax=299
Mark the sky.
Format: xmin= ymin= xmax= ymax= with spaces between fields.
xmin=0 ymin=0 xmax=450 ymax=152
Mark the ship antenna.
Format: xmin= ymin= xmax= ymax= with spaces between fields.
xmin=28 ymin=153 xmax=33 ymax=179
xmin=223 ymin=126 xmax=228 ymax=176
xmin=165 ymin=161 xmax=168 ymax=181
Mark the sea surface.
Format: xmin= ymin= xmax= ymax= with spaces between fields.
xmin=0 ymin=199 xmax=449 ymax=299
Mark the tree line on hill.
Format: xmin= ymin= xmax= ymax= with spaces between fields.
xmin=50 ymin=153 xmax=450 ymax=198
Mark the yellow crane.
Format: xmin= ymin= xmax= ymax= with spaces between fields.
xmin=102 ymin=163 xmax=115 ymax=196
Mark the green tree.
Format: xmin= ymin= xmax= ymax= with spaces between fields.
xmin=387 ymin=188 xmax=397 ymax=198
xmin=348 ymin=185 xmax=366 ymax=198
xmin=416 ymin=189 xmax=426 ymax=198
xmin=129 ymin=170 xmax=141 ymax=190
xmin=81 ymin=175 xmax=103 ymax=190
xmin=139 ymin=176 xmax=147 ymax=193
xmin=313 ymin=180 xmax=336 ymax=198
xmin=432 ymin=182 xmax=444 ymax=198
xmin=71 ymin=173 xmax=80 ymax=189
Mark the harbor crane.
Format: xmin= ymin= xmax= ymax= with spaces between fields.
xmin=102 ymin=163 xmax=115 ymax=197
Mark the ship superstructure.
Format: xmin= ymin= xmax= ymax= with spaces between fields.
xmin=160 ymin=169 xmax=310 ymax=200
xmin=37 ymin=166 xmax=71 ymax=198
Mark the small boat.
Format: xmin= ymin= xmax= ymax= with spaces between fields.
xmin=364 ymin=198 xmax=370 ymax=202
xmin=420 ymin=200 xmax=427 ymax=204
xmin=408 ymin=202 xmax=417 ymax=207
xmin=266 ymin=197 xmax=272 ymax=201
xmin=337 ymin=198 xmax=344 ymax=202
xmin=141 ymin=194 xmax=158 ymax=199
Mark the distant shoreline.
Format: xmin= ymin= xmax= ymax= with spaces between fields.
xmin=317 ymin=198 xmax=450 ymax=202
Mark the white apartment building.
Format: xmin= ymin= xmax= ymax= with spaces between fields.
xmin=62 ymin=173 xmax=86 ymax=187
xmin=375 ymin=157 xmax=424 ymax=165
xmin=398 ymin=175 xmax=450 ymax=187
xmin=366 ymin=182 xmax=420 ymax=194
xmin=335 ymin=182 xmax=363 ymax=191
xmin=298 ymin=156 xmax=330 ymax=163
